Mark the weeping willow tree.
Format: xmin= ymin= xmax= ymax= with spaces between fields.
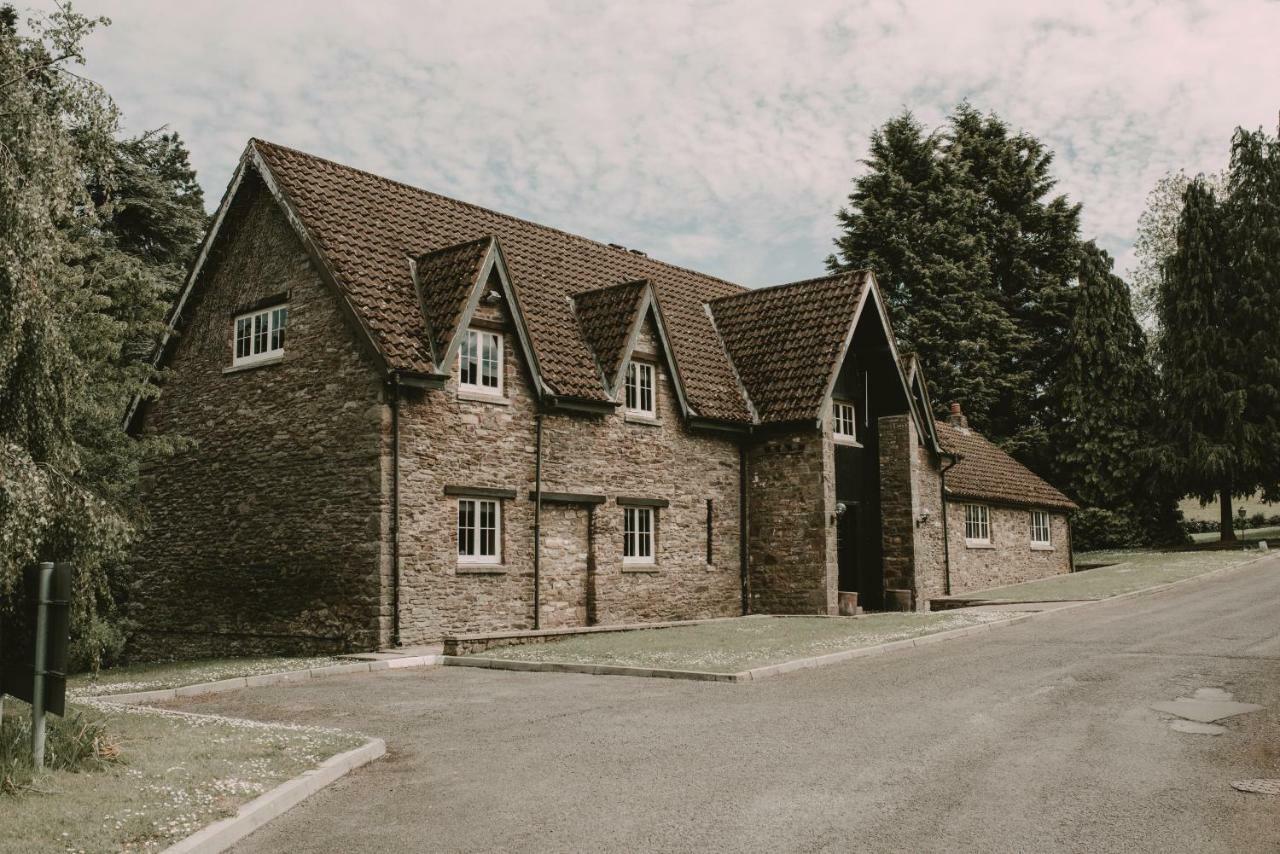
xmin=0 ymin=4 xmax=204 ymax=669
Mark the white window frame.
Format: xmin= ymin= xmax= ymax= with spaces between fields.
xmin=458 ymin=328 xmax=503 ymax=396
xmin=1030 ymin=509 xmax=1052 ymax=548
xmin=232 ymin=304 xmax=288 ymax=366
xmin=622 ymin=506 xmax=656 ymax=565
xmin=964 ymin=503 xmax=991 ymax=545
xmin=832 ymin=400 xmax=859 ymax=445
xmin=457 ymin=497 xmax=501 ymax=564
xmin=625 ymin=360 xmax=656 ymax=418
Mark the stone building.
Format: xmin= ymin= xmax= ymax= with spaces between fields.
xmin=126 ymin=140 xmax=1077 ymax=656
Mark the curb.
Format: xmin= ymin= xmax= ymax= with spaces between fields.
xmin=444 ymin=553 xmax=1278 ymax=684
xmin=444 ymin=614 xmax=1039 ymax=684
xmin=81 ymin=655 xmax=441 ymax=705
xmin=161 ymin=736 xmax=386 ymax=854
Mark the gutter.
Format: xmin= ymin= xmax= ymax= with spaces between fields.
xmin=533 ymin=412 xmax=543 ymax=629
xmin=939 ymin=452 xmax=960 ymax=596
xmin=739 ymin=444 xmax=750 ymax=614
xmin=390 ymin=374 xmax=402 ymax=647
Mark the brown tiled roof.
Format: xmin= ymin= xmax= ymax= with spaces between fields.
xmin=936 ymin=420 xmax=1077 ymax=511
xmin=709 ymin=272 xmax=868 ymax=423
xmin=251 ymin=139 xmax=752 ymax=420
xmin=572 ymin=279 xmax=649 ymax=392
xmin=413 ymin=236 xmax=493 ymax=367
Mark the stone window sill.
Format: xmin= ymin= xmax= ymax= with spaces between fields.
xmin=1030 ymin=544 xmax=1055 ymax=551
xmin=456 ymin=564 xmax=507 ymax=575
xmin=457 ymin=390 xmax=510 ymax=405
xmin=964 ymin=540 xmax=995 ymax=550
xmin=621 ymin=563 xmax=660 ymax=573
xmin=624 ymin=413 xmax=662 ymax=426
xmin=833 ymin=435 xmax=862 ymax=448
xmin=222 ymin=356 xmax=284 ymax=374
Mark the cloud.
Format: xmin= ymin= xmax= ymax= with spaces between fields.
xmin=77 ymin=0 xmax=1280 ymax=286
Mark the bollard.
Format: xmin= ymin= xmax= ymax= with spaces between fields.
xmin=31 ymin=561 xmax=53 ymax=769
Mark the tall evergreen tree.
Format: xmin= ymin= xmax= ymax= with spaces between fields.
xmin=1157 ymin=179 xmax=1243 ymax=538
xmin=1054 ymin=242 xmax=1175 ymax=541
xmin=827 ymin=110 xmax=1024 ymax=439
xmin=829 ymin=104 xmax=1079 ymax=476
xmin=1156 ymin=126 xmax=1280 ymax=541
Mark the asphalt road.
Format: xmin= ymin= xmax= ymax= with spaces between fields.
xmin=174 ymin=557 xmax=1280 ymax=853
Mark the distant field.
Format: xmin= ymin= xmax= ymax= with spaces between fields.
xmin=1179 ymin=492 xmax=1279 ymax=523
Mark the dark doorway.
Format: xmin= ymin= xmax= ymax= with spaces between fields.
xmin=836 ymin=498 xmax=859 ymax=592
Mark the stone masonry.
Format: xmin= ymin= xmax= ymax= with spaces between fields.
xmin=130 ymin=175 xmax=386 ymax=657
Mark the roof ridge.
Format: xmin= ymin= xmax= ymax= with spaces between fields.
xmin=250 ymin=138 xmax=748 ymax=294
xmin=707 ymin=269 xmax=870 ymax=306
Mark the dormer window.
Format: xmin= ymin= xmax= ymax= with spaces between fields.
xmin=832 ymin=400 xmax=858 ymax=445
xmin=232 ymin=304 xmax=287 ymax=366
xmin=459 ymin=328 xmax=502 ymax=395
xmin=625 ymin=361 xmax=655 ymax=417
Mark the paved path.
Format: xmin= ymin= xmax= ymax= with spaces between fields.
xmin=173 ymin=557 xmax=1280 ymax=853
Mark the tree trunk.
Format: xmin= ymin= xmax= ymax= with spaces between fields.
xmin=1219 ymin=484 xmax=1237 ymax=542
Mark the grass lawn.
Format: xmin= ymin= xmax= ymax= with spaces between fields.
xmin=960 ymin=548 xmax=1265 ymax=602
xmin=70 ymin=655 xmax=341 ymax=699
xmin=1 ymin=699 xmax=364 ymax=854
xmin=474 ymin=613 xmax=1022 ymax=673
xmin=1190 ymin=525 xmax=1280 ymax=544
xmin=1179 ymin=492 xmax=1278 ymax=523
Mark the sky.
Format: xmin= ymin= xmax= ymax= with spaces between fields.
xmin=72 ymin=0 xmax=1280 ymax=288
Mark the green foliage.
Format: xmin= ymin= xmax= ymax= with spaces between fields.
xmin=1053 ymin=242 xmax=1178 ymax=543
xmin=1156 ymin=126 xmax=1280 ymax=520
xmin=1069 ymin=507 xmax=1146 ymax=552
xmin=828 ymin=104 xmax=1080 ymax=474
xmin=0 ymin=4 xmax=203 ymax=667
xmin=1 ymin=704 xmax=120 ymax=795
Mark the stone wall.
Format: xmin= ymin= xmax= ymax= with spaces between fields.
xmin=395 ymin=304 xmax=743 ymax=643
xmin=129 ymin=173 xmax=387 ymax=658
xmin=943 ymin=504 xmax=1071 ymax=595
xmin=878 ymin=414 xmax=1071 ymax=607
xmin=746 ymin=428 xmax=835 ymax=614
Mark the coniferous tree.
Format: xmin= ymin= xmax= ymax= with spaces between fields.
xmin=1054 ymin=242 xmax=1175 ymax=542
xmin=829 ymin=104 xmax=1079 ymax=477
xmin=827 ymin=110 xmax=1024 ymax=438
xmin=1157 ymin=179 xmax=1243 ymax=539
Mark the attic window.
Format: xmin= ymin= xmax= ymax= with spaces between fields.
xmin=625 ymin=361 xmax=655 ymax=417
xmin=459 ymin=328 xmax=503 ymax=395
xmin=232 ymin=304 xmax=287 ymax=366
xmin=832 ymin=401 xmax=858 ymax=445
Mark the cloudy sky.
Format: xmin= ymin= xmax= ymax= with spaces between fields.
xmin=76 ymin=0 xmax=1280 ymax=287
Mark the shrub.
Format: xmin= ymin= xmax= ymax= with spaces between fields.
xmin=68 ymin=614 xmax=129 ymax=675
xmin=0 ymin=704 xmax=121 ymax=796
xmin=1247 ymin=512 xmax=1269 ymax=528
xmin=1071 ymin=507 xmax=1146 ymax=551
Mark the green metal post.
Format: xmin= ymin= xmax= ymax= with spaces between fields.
xmin=32 ymin=561 xmax=53 ymax=769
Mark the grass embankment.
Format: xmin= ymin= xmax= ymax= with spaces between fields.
xmin=1 ymin=699 xmax=363 ymax=854
xmin=966 ymin=548 xmax=1264 ymax=602
xmin=474 ymin=613 xmax=1020 ymax=673
xmin=70 ymin=655 xmax=340 ymax=698
xmin=1189 ymin=525 xmax=1280 ymax=544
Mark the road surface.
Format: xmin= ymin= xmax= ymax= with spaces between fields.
xmin=173 ymin=556 xmax=1280 ymax=853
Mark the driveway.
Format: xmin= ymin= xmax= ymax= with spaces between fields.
xmin=172 ymin=557 xmax=1280 ymax=853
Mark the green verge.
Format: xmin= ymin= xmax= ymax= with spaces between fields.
xmin=69 ymin=655 xmax=341 ymax=698
xmin=964 ymin=549 xmax=1263 ymax=602
xmin=1 ymin=700 xmax=364 ymax=854
xmin=474 ymin=613 xmax=1022 ymax=673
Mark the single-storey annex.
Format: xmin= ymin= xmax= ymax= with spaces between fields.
xmin=127 ymin=139 xmax=1077 ymax=656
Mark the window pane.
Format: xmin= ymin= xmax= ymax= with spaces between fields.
xmin=626 ymin=363 xmax=638 ymax=410
xmin=481 ymin=333 xmax=500 ymax=388
xmin=236 ymin=317 xmax=252 ymax=359
xmin=458 ymin=500 xmax=474 ymax=556
xmin=271 ymin=307 xmax=288 ymax=351
xmin=460 ymin=331 xmax=477 ymax=386
xmin=253 ymin=312 xmax=269 ymax=354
